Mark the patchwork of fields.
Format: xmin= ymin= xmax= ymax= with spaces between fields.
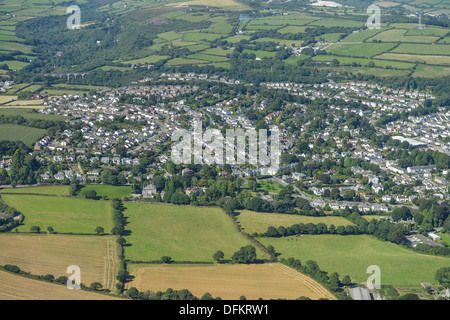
xmin=0 ymin=183 xmax=449 ymax=299
xmin=122 ymin=202 xmax=267 ymax=262
xmin=259 ymin=234 xmax=450 ymax=286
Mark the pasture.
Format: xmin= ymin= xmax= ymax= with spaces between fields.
xmin=1 ymin=195 xmax=114 ymax=234
xmin=235 ymin=210 xmax=355 ymax=235
xmin=0 ymin=124 xmax=46 ymax=146
xmin=122 ymin=202 xmax=266 ymax=262
xmin=374 ymin=53 xmax=450 ymax=65
xmin=0 ymin=233 xmax=120 ymax=291
xmin=0 ymin=108 xmax=67 ymax=121
xmin=259 ymin=234 xmax=450 ymax=287
xmin=0 ymin=185 xmax=70 ymax=196
xmin=413 ymin=65 xmax=450 ymax=78
xmin=326 ymin=42 xmax=397 ymax=58
xmin=77 ymin=185 xmax=131 ymax=199
xmin=368 ymin=29 xmax=440 ymax=43
xmin=127 ymin=262 xmax=335 ymax=300
xmin=313 ymin=55 xmax=415 ymax=69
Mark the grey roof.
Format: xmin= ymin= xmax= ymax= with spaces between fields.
xmin=349 ymin=287 xmax=373 ymax=300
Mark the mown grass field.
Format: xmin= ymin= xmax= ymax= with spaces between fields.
xmin=0 ymin=124 xmax=46 ymax=146
xmin=77 ymin=185 xmax=131 ymax=199
xmin=0 ymin=233 xmax=120 ymax=291
xmin=235 ymin=210 xmax=354 ymax=235
xmin=0 ymin=185 xmax=69 ymax=196
xmin=0 ymin=270 xmax=122 ymax=300
xmin=123 ymin=203 xmax=266 ymax=262
xmin=127 ymin=262 xmax=335 ymax=300
xmin=259 ymin=234 xmax=450 ymax=287
xmin=2 ymin=195 xmax=113 ymax=234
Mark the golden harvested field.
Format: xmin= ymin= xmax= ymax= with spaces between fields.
xmin=0 ymin=95 xmax=17 ymax=104
xmin=127 ymin=263 xmax=335 ymax=300
xmin=0 ymin=270 xmax=123 ymax=300
xmin=0 ymin=234 xmax=120 ymax=291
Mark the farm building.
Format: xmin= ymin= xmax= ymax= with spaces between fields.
xmin=349 ymin=287 xmax=373 ymax=300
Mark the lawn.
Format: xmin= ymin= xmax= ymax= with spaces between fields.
xmin=2 ymin=195 xmax=114 ymax=234
xmin=235 ymin=210 xmax=354 ymax=235
xmin=127 ymin=262 xmax=334 ymax=300
xmin=259 ymin=234 xmax=450 ymax=287
xmin=242 ymin=179 xmax=284 ymax=193
xmin=78 ymin=185 xmax=131 ymax=199
xmin=123 ymin=202 xmax=266 ymax=262
xmin=0 ymin=124 xmax=46 ymax=146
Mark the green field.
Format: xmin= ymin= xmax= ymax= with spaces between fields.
xmin=235 ymin=210 xmax=355 ymax=235
xmin=390 ymin=43 xmax=450 ymax=55
xmin=278 ymin=26 xmax=308 ymax=34
xmin=341 ymin=29 xmax=385 ymax=42
xmin=413 ymin=65 xmax=450 ymax=78
xmin=0 ymin=108 xmax=67 ymax=121
xmin=166 ymin=57 xmax=209 ymax=66
xmin=0 ymin=124 xmax=46 ymax=146
xmin=374 ymin=53 xmax=450 ymax=65
xmin=78 ymin=185 xmax=131 ymax=199
xmin=0 ymin=186 xmax=69 ymax=196
xmin=187 ymin=53 xmax=229 ymax=62
xmin=123 ymin=203 xmax=266 ymax=262
xmin=326 ymin=42 xmax=397 ymax=58
xmin=2 ymin=194 xmax=114 ymax=234
xmin=122 ymin=55 xmax=170 ymax=65
xmin=183 ymin=32 xmax=223 ymax=42
xmin=259 ymin=234 xmax=450 ymax=287
xmin=313 ymin=55 xmax=415 ymax=69
xmin=243 ymin=49 xmax=277 ymax=59
xmin=308 ymin=18 xmax=364 ymax=28
xmin=368 ymin=29 xmax=440 ymax=43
